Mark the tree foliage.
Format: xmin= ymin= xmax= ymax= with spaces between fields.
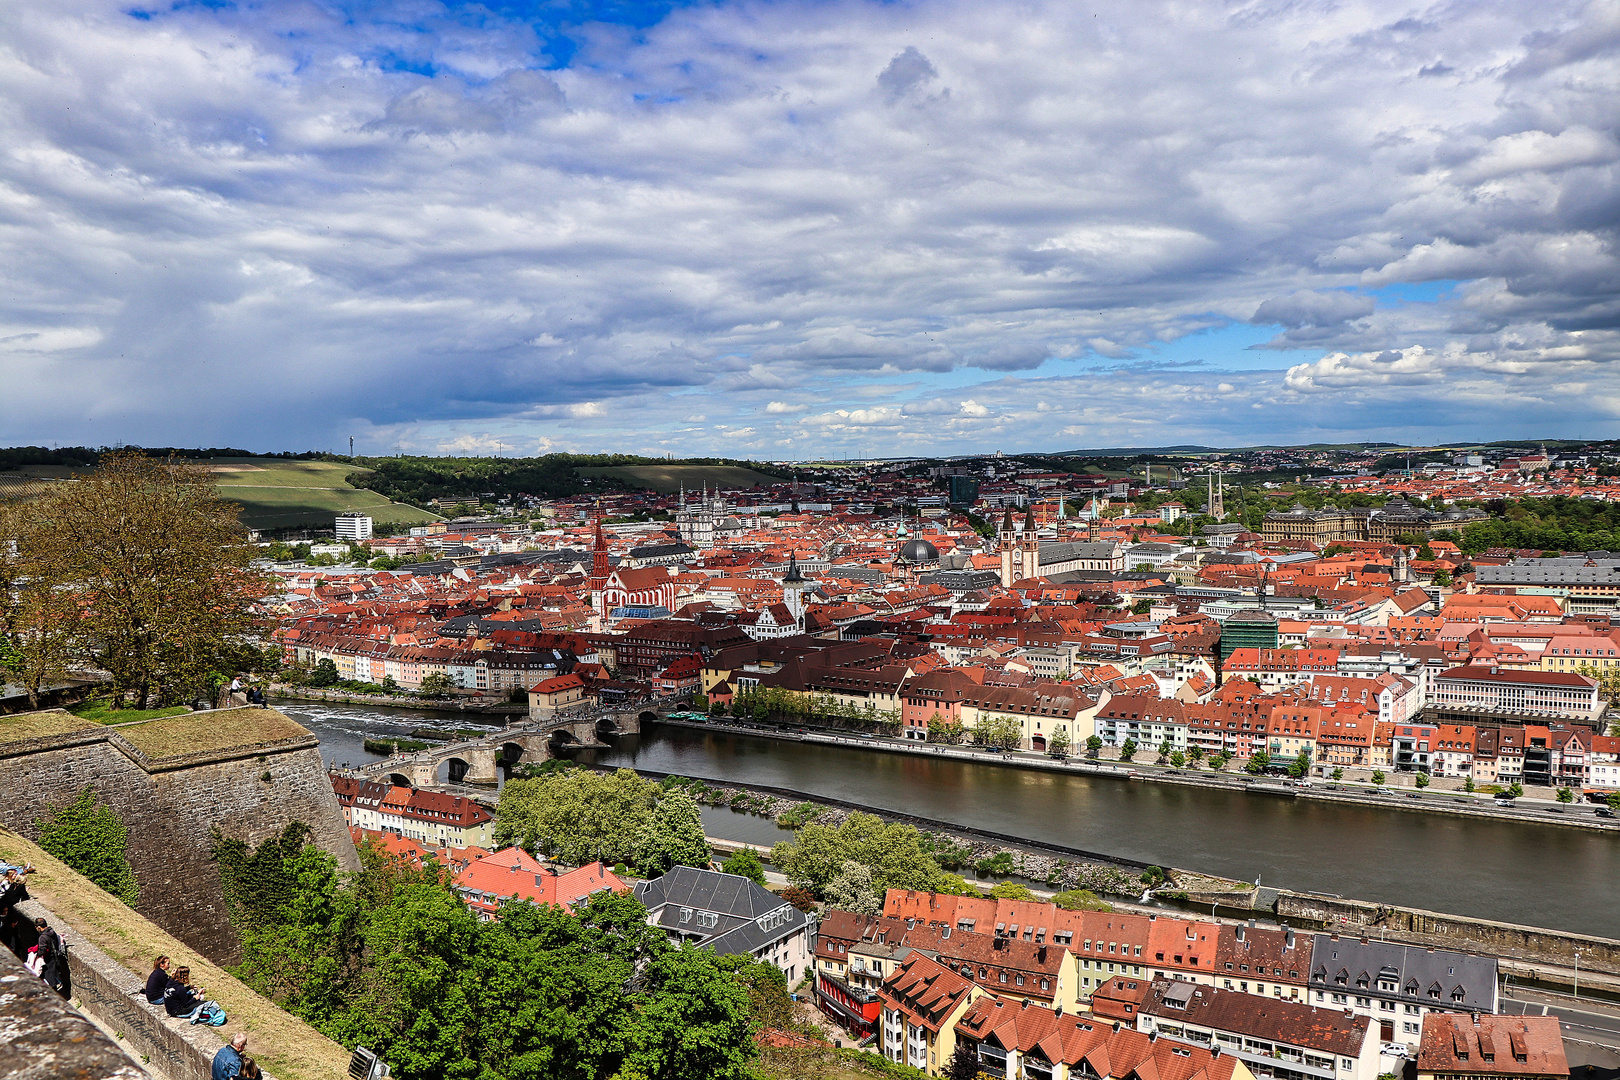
xmin=720 ymin=848 xmax=768 ymax=887
xmin=231 ymin=837 xmax=757 ymax=1080
xmin=1052 ymin=889 xmax=1111 ymax=912
xmin=495 ymin=767 xmax=710 ymax=874
xmin=770 ymin=812 xmax=953 ymax=898
xmin=0 ymin=453 xmax=269 ymax=708
xmin=35 ymin=787 xmax=139 ymax=905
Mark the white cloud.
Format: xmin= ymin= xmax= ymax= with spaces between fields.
xmin=0 ymin=0 xmax=1615 ymax=453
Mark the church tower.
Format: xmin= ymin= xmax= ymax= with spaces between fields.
xmin=1020 ymin=505 xmax=1040 ymax=582
xmin=781 ymin=554 xmax=811 ymax=627
xmin=998 ymin=507 xmax=1018 ymax=587
xmin=589 ymin=512 xmax=611 ymax=618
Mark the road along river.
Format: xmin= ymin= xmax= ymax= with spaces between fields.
xmin=281 ymin=700 xmax=1620 ymax=938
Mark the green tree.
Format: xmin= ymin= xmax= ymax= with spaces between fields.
xmin=419 ymin=671 xmax=453 ymax=697
xmin=310 ymin=658 xmax=340 ymax=687
xmin=1119 ymin=737 xmax=1138 ymax=762
xmin=1245 ymin=750 xmax=1271 ymax=775
xmin=1188 ymin=745 xmax=1205 ymax=764
xmin=1372 ymin=770 xmax=1386 ymax=785
xmin=1169 ymin=750 xmax=1186 ymax=768
xmin=1415 ymin=772 xmax=1430 ymax=789
xmin=1508 ymin=782 xmax=1524 ymax=798
xmin=720 ymin=848 xmax=768 ymax=887
xmin=22 ymin=453 xmax=269 ymax=709
xmin=622 ymin=946 xmax=756 ymax=1080
xmin=1085 ymin=735 xmax=1103 ymax=756
xmin=973 ymin=715 xmax=1023 ymax=751
xmin=1288 ymin=750 xmax=1311 ymax=779
xmin=636 ymin=790 xmax=712 ymax=877
xmin=35 ymin=787 xmax=139 ymax=905
xmin=0 ymin=503 xmax=77 ymax=711
xmin=770 ymin=812 xmax=949 ymax=896
xmin=496 ymin=768 xmax=655 ymax=865
xmin=821 ymin=859 xmax=883 ymax=915
xmin=1556 ymin=785 xmax=1574 ymax=803
xmin=1331 ymin=767 xmax=1344 ymax=780
xmin=1049 ymin=727 xmax=1072 ymax=757
xmin=1607 ymin=792 xmax=1619 ymax=812
xmin=1463 ymin=776 xmax=1475 ymax=793
xmin=1053 ymin=889 xmax=1111 ymax=912
xmin=1157 ymin=739 xmax=1173 ymax=764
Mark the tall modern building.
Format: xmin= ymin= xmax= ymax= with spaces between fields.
xmin=335 ymin=512 xmax=373 ymax=542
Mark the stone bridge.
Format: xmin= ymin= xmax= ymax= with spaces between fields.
xmin=363 ymin=707 xmax=659 ymax=787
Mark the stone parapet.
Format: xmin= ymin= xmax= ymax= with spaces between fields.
xmin=0 ymin=929 xmax=147 ymax=1080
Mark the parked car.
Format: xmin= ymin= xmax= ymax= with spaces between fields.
xmin=1406 ymin=793 xmax=1422 ymax=799
xmin=1595 ymin=807 xmax=1615 ymax=818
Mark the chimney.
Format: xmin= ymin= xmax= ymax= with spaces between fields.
xmin=1285 ymin=929 xmax=1295 ymax=950
xmin=1211 ymin=1045 xmax=1221 ymax=1058
xmin=1236 ymin=926 xmax=1245 ymax=942
xmin=1113 ymin=1021 xmax=1122 ymax=1033
xmin=1149 ymin=1030 xmax=1158 ymax=1042
xmin=1039 ymin=945 xmax=1048 ymax=964
xmin=1471 ymin=1012 xmax=1481 ymax=1026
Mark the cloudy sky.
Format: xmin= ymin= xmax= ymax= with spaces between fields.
xmin=2 ymin=0 xmax=1617 ymax=458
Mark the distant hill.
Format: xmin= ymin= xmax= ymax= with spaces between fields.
xmin=207 ymin=459 xmax=440 ymax=531
xmin=576 ymin=464 xmax=782 ymax=494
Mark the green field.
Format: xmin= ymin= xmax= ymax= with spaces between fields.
xmin=17 ymin=458 xmax=440 ymax=531
xmin=577 ymin=464 xmax=782 ymax=493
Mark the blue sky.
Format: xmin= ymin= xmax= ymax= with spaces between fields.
xmin=2 ymin=0 xmax=1618 ymax=457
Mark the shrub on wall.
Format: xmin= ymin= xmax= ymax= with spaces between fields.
xmin=211 ymin=821 xmax=313 ymax=935
xmin=35 ymin=787 xmax=140 ymax=905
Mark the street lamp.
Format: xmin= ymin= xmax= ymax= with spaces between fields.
xmin=1573 ymin=949 xmax=1579 ymax=999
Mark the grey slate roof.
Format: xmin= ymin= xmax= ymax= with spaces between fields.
xmin=634 ymin=865 xmax=809 ymax=958
xmin=1308 ymin=935 xmax=1497 ymax=1013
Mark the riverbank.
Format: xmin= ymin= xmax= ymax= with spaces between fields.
xmin=272 ymin=685 xmax=527 ymax=714
xmin=577 ymin=761 xmax=1620 ymax=999
xmin=655 ymin=717 xmax=1620 ymax=834
xmin=568 ymin=759 xmax=1251 ymax=901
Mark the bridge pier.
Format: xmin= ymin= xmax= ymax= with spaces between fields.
xmin=407 ymin=761 xmax=437 ymax=788
xmin=461 ymin=747 xmax=500 ymax=786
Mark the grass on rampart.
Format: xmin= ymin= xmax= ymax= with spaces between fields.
xmin=0 ymin=708 xmax=98 ymax=745
xmin=71 ymin=699 xmax=191 ymax=725
xmin=113 ymin=706 xmax=312 ymax=761
xmin=0 ymin=828 xmax=351 ymax=1080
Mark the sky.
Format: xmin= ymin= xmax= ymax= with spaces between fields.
xmin=1 ymin=0 xmax=1618 ymax=459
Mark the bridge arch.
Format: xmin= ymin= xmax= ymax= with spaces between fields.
xmin=637 ymin=710 xmax=659 ymax=727
xmin=444 ymin=756 xmax=472 ymax=783
xmin=388 ymin=772 xmax=414 ymax=788
xmin=499 ymin=741 xmax=527 ymax=764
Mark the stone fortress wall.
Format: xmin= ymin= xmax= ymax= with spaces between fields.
xmin=0 ymin=706 xmax=359 ymax=963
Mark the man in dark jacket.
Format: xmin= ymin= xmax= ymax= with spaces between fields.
xmin=33 ymin=918 xmax=70 ymax=998
xmin=145 ymin=955 xmax=171 ymax=1004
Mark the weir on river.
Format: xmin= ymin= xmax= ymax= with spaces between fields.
xmin=280 ymin=699 xmax=1620 ymax=939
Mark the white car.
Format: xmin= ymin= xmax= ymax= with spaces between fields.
xmin=1382 ymin=1044 xmax=1409 ymax=1058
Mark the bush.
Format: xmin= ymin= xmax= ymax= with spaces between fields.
xmin=35 ymin=787 xmax=139 ymax=905
xmin=975 ymin=851 xmax=1016 ymax=877
xmin=780 ymin=886 xmax=818 ymax=912
xmin=1415 ymin=772 xmax=1430 ymax=789
xmin=1053 ymin=888 xmax=1111 ymax=912
xmin=721 ymin=849 xmax=769 ymax=886
xmin=1372 ymin=770 xmax=1386 ymax=785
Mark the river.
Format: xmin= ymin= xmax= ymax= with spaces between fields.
xmin=279 ymin=699 xmax=1620 ymax=938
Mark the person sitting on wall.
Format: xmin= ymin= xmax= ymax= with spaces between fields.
xmin=212 ymin=1032 xmax=248 ymax=1080
xmin=163 ymin=965 xmax=208 ymax=1020
xmin=144 ymin=955 xmax=172 ymax=1004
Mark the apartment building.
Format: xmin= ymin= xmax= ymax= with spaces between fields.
xmin=328 ymin=776 xmax=496 ymax=848
xmin=953 ymin=994 xmax=1254 ymax=1080
xmin=1307 ymin=935 xmax=1498 ymax=1046
xmin=1415 ymin=1013 xmax=1566 ymax=1080
xmin=877 ymin=952 xmax=984 ymax=1074
xmin=1132 ymin=979 xmax=1381 ymax=1080
xmin=635 ymin=866 xmax=811 ymax=982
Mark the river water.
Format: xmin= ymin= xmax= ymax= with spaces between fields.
xmin=279 ymin=700 xmax=1620 ymax=938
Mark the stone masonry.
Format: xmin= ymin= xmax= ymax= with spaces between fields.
xmin=0 ymin=707 xmax=359 ymax=965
